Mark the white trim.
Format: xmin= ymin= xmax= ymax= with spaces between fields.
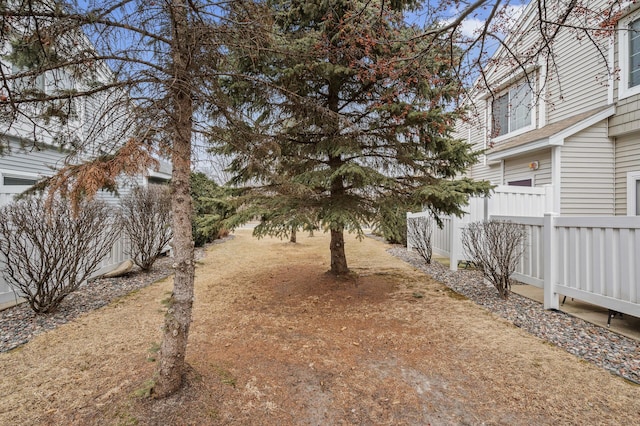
xmin=618 ymin=10 xmax=640 ymax=100
xmin=0 ymin=169 xmax=43 ymax=194
xmin=538 ymin=59 xmax=547 ymax=128
xmin=608 ymin=34 xmax=615 ymax=105
xmin=626 ymin=170 xmax=640 ymax=215
xmin=487 ymin=105 xmax=616 ymax=163
xmin=551 ymin=146 xmax=562 ymax=214
xmin=548 ymin=105 xmax=616 ymax=144
xmin=488 ymin=137 xmax=550 ymax=163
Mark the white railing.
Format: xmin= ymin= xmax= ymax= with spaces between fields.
xmin=407 ymin=185 xmax=554 ymax=271
xmin=492 ymin=214 xmax=640 ymax=319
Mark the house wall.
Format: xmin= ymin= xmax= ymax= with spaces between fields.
xmin=614 ymin=132 xmax=640 ymax=215
xmin=610 ymin=5 xmax=640 ymax=137
xmin=503 ymin=149 xmax=552 ymax=186
xmin=456 ymin=104 xmax=503 ymax=184
xmin=545 ymin=26 xmax=610 ymax=124
xmin=560 ymin=121 xmax=615 ymax=215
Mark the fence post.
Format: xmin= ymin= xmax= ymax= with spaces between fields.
xmin=543 ymin=212 xmax=559 ymax=310
xmin=406 ymin=212 xmax=414 ymax=251
xmin=450 ymin=216 xmax=461 ymax=271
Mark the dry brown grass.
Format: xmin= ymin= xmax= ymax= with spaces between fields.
xmin=0 ymin=228 xmax=639 ymax=425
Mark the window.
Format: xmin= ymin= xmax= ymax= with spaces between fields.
xmin=508 ymin=178 xmax=532 ymax=187
xmin=619 ymin=13 xmax=640 ymax=99
xmin=491 ymin=82 xmax=532 ymax=137
xmin=0 ymin=171 xmax=41 ymax=194
xmin=627 ymin=171 xmax=640 ymax=215
xmin=3 ymin=176 xmax=37 ymax=186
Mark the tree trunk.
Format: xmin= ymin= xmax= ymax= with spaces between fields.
xmin=290 ymin=227 xmax=297 ymax=243
xmin=151 ymin=0 xmax=195 ymax=399
xmin=330 ymin=227 xmax=349 ymax=274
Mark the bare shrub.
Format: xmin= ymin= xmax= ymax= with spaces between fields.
xmin=0 ymin=196 xmax=119 ymax=313
xmin=407 ymin=216 xmax=433 ymax=264
xmin=120 ymin=185 xmax=172 ymax=271
xmin=461 ymin=220 xmax=526 ymax=299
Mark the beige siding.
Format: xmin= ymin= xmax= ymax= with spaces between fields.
xmin=546 ymin=27 xmax=610 ymax=124
xmin=610 ymin=35 xmax=640 ymax=136
xmin=503 ymin=150 xmax=551 ymax=187
xmin=614 ymin=133 xmax=640 ymax=215
xmin=560 ymin=122 xmax=614 ymax=215
xmin=610 ymin=6 xmax=640 ymax=136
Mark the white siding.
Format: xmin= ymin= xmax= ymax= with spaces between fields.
xmin=561 ymin=122 xmax=615 ymax=215
xmin=614 ymin=133 xmax=640 ymax=215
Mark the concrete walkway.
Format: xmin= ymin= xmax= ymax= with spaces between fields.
xmin=511 ymin=284 xmax=640 ymax=342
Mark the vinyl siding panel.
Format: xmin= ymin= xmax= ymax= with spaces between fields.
xmin=457 ymin=103 xmax=502 ymax=184
xmin=611 ymin=7 xmax=640 ymax=136
xmin=0 ymin=140 xmax=67 ymax=176
xmin=546 ymin=28 xmax=610 ymax=124
xmin=614 ymin=133 xmax=640 ymax=215
xmin=503 ymin=150 xmax=551 ymax=187
xmin=560 ymin=122 xmax=614 ymax=215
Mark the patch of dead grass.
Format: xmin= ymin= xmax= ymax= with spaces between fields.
xmin=0 ymin=229 xmax=639 ymax=425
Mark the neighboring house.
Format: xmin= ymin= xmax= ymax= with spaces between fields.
xmin=456 ymin=0 xmax=640 ymax=218
xmin=0 ymin=45 xmax=171 ymax=308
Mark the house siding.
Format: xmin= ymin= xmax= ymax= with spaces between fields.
xmin=614 ymin=132 xmax=640 ymax=215
xmin=560 ymin=122 xmax=615 ymax=215
xmin=546 ymin=27 xmax=610 ymax=124
xmin=503 ymin=150 xmax=552 ymax=187
xmin=611 ymin=5 xmax=640 ymax=137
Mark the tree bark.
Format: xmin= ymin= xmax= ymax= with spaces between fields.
xmin=151 ymin=0 xmax=195 ymax=399
xmin=330 ymin=227 xmax=349 ymax=274
xmin=290 ymin=226 xmax=297 ymax=243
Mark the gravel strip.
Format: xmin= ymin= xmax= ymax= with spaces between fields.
xmin=387 ymin=245 xmax=640 ymax=385
xmin=0 ymin=237 xmax=232 ymax=353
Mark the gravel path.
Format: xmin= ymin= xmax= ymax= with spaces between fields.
xmin=387 ymin=245 xmax=640 ymax=385
xmin=0 ymin=240 xmax=227 ymax=353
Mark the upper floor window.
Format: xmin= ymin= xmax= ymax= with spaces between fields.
xmin=10 ymin=63 xmax=45 ymax=94
xmin=491 ymin=81 xmax=532 ymax=138
xmin=619 ymin=12 xmax=640 ymax=99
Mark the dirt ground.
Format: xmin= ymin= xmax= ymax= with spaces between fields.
xmin=1 ymin=229 xmax=639 ymax=425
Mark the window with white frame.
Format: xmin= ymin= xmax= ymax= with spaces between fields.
xmin=491 ymin=81 xmax=533 ymax=138
xmin=0 ymin=170 xmax=41 ymax=195
xmin=627 ymin=171 xmax=640 ymax=215
xmin=619 ymin=12 xmax=640 ymax=99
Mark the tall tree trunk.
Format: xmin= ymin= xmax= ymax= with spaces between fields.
xmin=151 ymin=0 xmax=195 ymax=399
xmin=330 ymin=227 xmax=348 ymax=274
xmin=290 ymin=226 xmax=297 ymax=243
xmin=327 ymin=77 xmax=349 ymax=275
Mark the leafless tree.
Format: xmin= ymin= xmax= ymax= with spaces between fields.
xmin=407 ymin=216 xmax=433 ymax=264
xmin=0 ymin=196 xmax=119 ymax=313
xmin=120 ymin=185 xmax=172 ymax=271
xmin=0 ymin=0 xmax=234 ymax=397
xmin=461 ymin=220 xmax=526 ymax=299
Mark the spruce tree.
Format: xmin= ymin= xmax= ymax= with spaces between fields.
xmin=215 ymin=0 xmax=492 ymax=274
